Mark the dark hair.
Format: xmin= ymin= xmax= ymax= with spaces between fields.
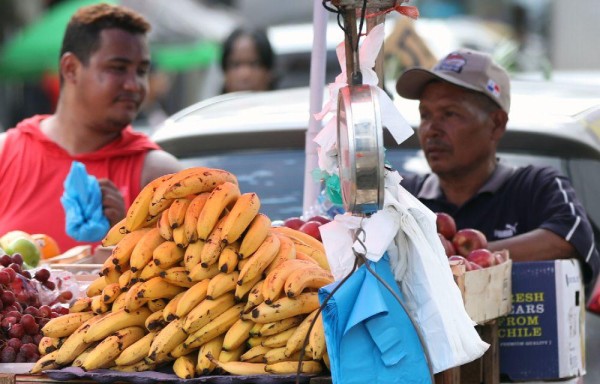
xmin=60 ymin=3 xmax=151 ymax=65
xmin=220 ymin=28 xmax=275 ymax=72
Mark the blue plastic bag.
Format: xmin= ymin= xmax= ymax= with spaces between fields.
xmin=60 ymin=161 xmax=110 ymax=242
xmin=319 ymin=254 xmax=432 ymax=384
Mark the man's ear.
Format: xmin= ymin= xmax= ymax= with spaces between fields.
xmin=490 ymin=109 xmax=508 ymax=141
xmin=59 ymin=52 xmax=80 ymax=84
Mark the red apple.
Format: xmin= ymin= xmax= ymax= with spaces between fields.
xmin=436 ymin=212 xmax=457 ymax=240
xmin=466 ymin=248 xmax=496 ymax=269
xmin=493 ymin=249 xmax=509 ymax=265
xmin=307 ymin=215 xmax=331 ymax=225
xmin=452 ymin=228 xmax=488 ymax=257
xmin=438 ymin=233 xmax=456 ymax=257
xmin=298 ymin=221 xmax=323 ymax=241
xmin=283 ymin=217 xmax=306 ymax=230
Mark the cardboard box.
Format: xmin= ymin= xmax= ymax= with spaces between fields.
xmin=498 ymin=259 xmax=586 ymax=381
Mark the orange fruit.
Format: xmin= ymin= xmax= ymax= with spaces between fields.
xmin=31 ymin=234 xmax=61 ymax=259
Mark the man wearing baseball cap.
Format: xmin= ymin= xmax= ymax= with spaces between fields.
xmin=398 ymin=49 xmax=599 ymax=287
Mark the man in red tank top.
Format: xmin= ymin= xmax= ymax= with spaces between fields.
xmin=0 ymin=4 xmax=182 ymax=252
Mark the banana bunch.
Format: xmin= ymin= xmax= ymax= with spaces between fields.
xmin=34 ymin=167 xmax=333 ymax=378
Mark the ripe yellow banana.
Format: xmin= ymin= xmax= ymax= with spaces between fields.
xmin=147 ymin=318 xmax=187 ymax=363
xmin=38 ymin=336 xmax=62 ymax=356
xmin=42 ymin=311 xmax=95 ymax=338
xmin=130 ymin=228 xmax=165 ymax=272
xmin=262 ymin=259 xmax=318 ymax=304
xmin=240 ymin=345 xmax=270 ymax=363
xmin=101 ymin=282 xmax=121 ymax=304
xmin=149 ymin=169 xmax=204 ymax=217
xmin=308 ymin=313 xmax=326 ymax=360
xmin=264 ymin=233 xmax=297 ymax=276
xmin=271 ymin=226 xmax=326 ymax=254
xmin=196 ymin=182 xmax=240 ymax=240
xmin=218 ymin=345 xmax=245 ymax=363
xmin=220 ymin=192 xmax=261 ymax=244
xmin=245 ymin=292 xmax=320 ymax=324
xmin=261 ymin=327 xmax=298 ymax=348
xmin=111 ymin=360 xmax=157 ymax=372
xmin=172 ymin=226 xmax=189 ymax=248
xmin=110 ymin=228 xmax=153 ymax=270
xmin=284 ymin=309 xmax=318 ymax=357
xmin=71 ymin=345 xmax=96 ymax=368
xmin=247 ymin=336 xmax=267 ymax=349
xmin=82 ymin=326 xmax=146 ymax=371
xmin=118 ymin=269 xmax=138 ymax=291
xmin=323 ymin=352 xmax=330 ymax=371
xmin=152 ymin=241 xmax=185 ymax=269
xmin=90 ymin=294 xmax=110 ymax=315
xmin=124 ymin=281 xmax=148 ymax=312
xmin=102 ymin=218 xmax=129 ymax=247
xmin=110 ymin=292 xmax=128 ymax=312
xmin=234 ymin=274 xmax=262 ymax=302
xmin=184 ymin=193 xmax=210 ymax=243
xmin=115 ymin=331 xmax=156 ymax=366
xmin=168 ymin=343 xmax=197 ymax=359
xmin=162 ymin=291 xmax=186 ymax=322
xmin=102 ymin=261 xmax=122 ymax=283
xmin=249 ymin=322 xmax=264 ymax=337
xmin=160 ymin=266 xmax=194 ymax=288
xmin=84 ymin=307 xmax=151 ymax=343
xmin=163 ymin=167 xmax=238 ymax=201
xmin=86 ymin=276 xmax=107 ymax=297
xmin=222 ymin=318 xmax=254 ymax=352
xmin=173 ymin=352 xmax=197 ymax=379
xmin=207 ymin=353 xmax=267 ymax=375
xmin=291 ymin=241 xmax=330 ymax=271
xmin=54 ymin=313 xmax=108 ymax=365
xmin=188 ymin=262 xmax=220 ymax=282
xmin=174 ymin=279 xmax=210 ymax=319
xmin=168 ymin=198 xmax=191 ymax=229
xmin=136 ymin=276 xmax=186 ymax=301
xmin=157 ymin=210 xmax=173 ymax=241
xmin=285 ymin=267 xmax=334 ymax=299
xmin=238 ymin=232 xmax=280 ymax=286
xmin=295 ymin=251 xmax=320 ymax=266
xmin=243 ymin=280 xmax=265 ymax=314
xmin=183 ymin=240 xmax=205 ymax=272
xmin=183 ymin=293 xmax=236 ymax=334
xmin=199 ymin=215 xmax=228 ymax=267
xmin=206 ymin=271 xmax=239 ymax=300
xmin=238 ymin=213 xmax=271 ymax=259
xmin=145 ymin=310 xmax=167 ymax=332
xmin=147 ymin=298 xmax=168 ymax=313
xmin=138 ymin=260 xmax=162 ymax=282
xmin=263 ymin=347 xmax=303 ymax=364
xmin=258 ymin=316 xmax=304 ymax=337
xmin=69 ymin=297 xmax=92 ymax=313
xmin=265 ymin=360 xmax=323 ymax=374
xmin=196 ymin=335 xmax=224 ymax=375
xmin=183 ymin=303 xmax=244 ymax=349
xmin=125 ymin=173 xmax=173 ymax=231
xmin=218 ymin=242 xmax=240 ymax=273
xmin=30 ymin=350 xmax=60 ymax=374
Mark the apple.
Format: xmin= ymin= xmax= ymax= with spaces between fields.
xmin=435 ymin=212 xmax=457 ymax=240
xmin=283 ymin=217 xmax=305 ymax=230
xmin=466 ymin=261 xmax=483 ymax=271
xmin=438 ymin=233 xmax=456 ymax=257
xmin=452 ymin=228 xmax=488 ymax=257
xmin=466 ymin=248 xmax=496 ymax=269
xmin=493 ymin=249 xmax=509 ymax=265
xmin=306 ymin=215 xmax=331 ymax=225
xmin=298 ymin=221 xmax=323 ymax=241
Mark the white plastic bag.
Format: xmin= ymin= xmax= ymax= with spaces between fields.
xmin=385 ymin=170 xmax=489 ymax=373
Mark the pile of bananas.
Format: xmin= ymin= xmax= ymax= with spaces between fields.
xmin=32 ymin=167 xmax=334 ymax=379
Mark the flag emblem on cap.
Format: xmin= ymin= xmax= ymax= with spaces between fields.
xmin=435 ymin=53 xmax=466 ymax=73
xmin=487 ymin=79 xmax=501 ymax=98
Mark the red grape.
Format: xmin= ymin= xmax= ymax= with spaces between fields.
xmin=23 ymin=306 xmax=40 ymax=317
xmin=20 ymin=343 xmax=37 ymax=359
xmin=32 ymin=333 xmax=43 ymax=345
xmin=21 ymin=270 xmax=32 ymax=279
xmin=3 ymin=268 xmax=16 ymax=283
xmin=38 ymin=305 xmax=52 ymax=318
xmin=10 ymin=254 xmax=23 ymax=266
xmin=34 ymin=269 xmax=50 ymax=283
xmin=20 ymin=334 xmax=33 ymax=344
xmin=7 ymin=338 xmax=22 ymax=351
xmin=0 ymin=254 xmax=12 ymax=267
xmin=1 ymin=317 xmax=17 ymax=331
xmin=1 ymin=291 xmax=16 ymax=305
xmin=8 ymin=323 xmax=25 ymax=338
xmin=20 ymin=314 xmax=39 ymax=335
xmin=43 ymin=281 xmax=56 ymax=290
xmin=5 ymin=310 xmax=21 ymax=321
xmin=0 ymin=346 xmax=16 ymax=363
xmin=0 ymin=271 xmax=10 ymax=285
xmin=8 ymin=263 xmax=21 ymax=274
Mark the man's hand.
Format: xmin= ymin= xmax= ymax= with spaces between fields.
xmin=98 ymin=179 xmax=126 ymax=227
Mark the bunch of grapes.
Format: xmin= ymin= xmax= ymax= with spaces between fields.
xmin=0 ymin=253 xmax=71 ymax=363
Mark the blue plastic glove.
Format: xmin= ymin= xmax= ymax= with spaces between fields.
xmin=60 ymin=161 xmax=110 ymax=242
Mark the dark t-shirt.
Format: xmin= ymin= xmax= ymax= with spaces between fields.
xmin=401 ymin=163 xmax=600 ymax=285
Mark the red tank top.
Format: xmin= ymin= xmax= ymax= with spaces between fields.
xmin=0 ymin=115 xmax=160 ymax=252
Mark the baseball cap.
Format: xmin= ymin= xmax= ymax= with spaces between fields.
xmin=396 ymin=49 xmax=510 ymax=113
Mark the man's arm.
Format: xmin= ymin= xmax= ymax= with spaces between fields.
xmin=140 ymin=149 xmax=184 ymax=187
xmin=488 ymin=228 xmax=578 ymax=262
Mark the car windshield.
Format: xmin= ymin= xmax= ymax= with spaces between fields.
xmin=178 ymin=148 xmax=564 ymax=220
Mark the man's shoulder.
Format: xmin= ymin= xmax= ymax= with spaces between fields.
xmin=510 ymin=164 xmax=564 ymax=184
xmin=400 ymin=172 xmax=430 ymax=195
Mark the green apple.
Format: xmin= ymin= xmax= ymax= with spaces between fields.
xmin=6 ymin=237 xmax=41 ymax=268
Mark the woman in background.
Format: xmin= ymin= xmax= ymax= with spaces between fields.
xmin=220 ymin=28 xmax=277 ymax=94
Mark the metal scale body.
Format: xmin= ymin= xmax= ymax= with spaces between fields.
xmin=334 ymin=0 xmax=399 ymax=216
